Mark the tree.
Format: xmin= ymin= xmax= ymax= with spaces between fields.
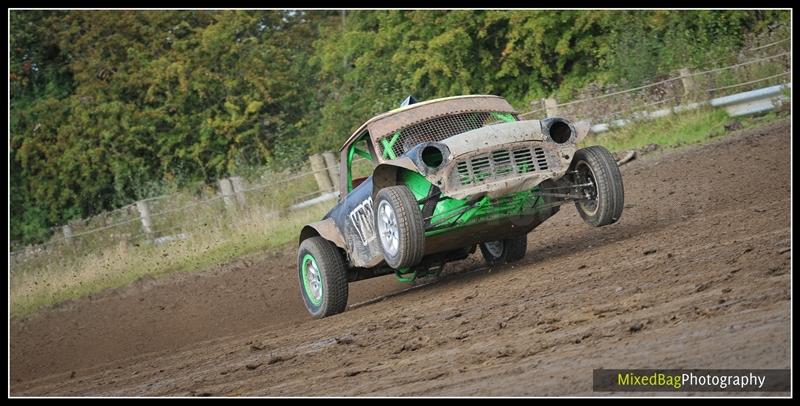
xmin=9 ymin=9 xmax=788 ymax=245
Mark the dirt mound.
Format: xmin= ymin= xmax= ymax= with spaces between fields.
xmin=11 ymin=120 xmax=791 ymax=395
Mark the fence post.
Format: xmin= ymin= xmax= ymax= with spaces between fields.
xmin=322 ymin=151 xmax=340 ymax=191
xmin=136 ymin=200 xmax=154 ymax=239
xmin=531 ymin=98 xmax=546 ymax=117
xmin=62 ymin=225 xmax=74 ymax=246
xmin=230 ymin=176 xmax=247 ymax=206
xmin=679 ymin=68 xmax=697 ymax=100
xmin=309 ymin=153 xmax=334 ymax=193
xmin=218 ymin=178 xmax=236 ymax=210
xmin=544 ymin=97 xmax=560 ymax=117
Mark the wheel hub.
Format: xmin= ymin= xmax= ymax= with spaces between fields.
xmin=484 ymin=240 xmax=504 ymax=258
xmin=304 ymin=256 xmax=323 ymax=304
xmin=575 ymin=162 xmax=599 ymax=215
xmin=377 ymin=200 xmax=400 ymax=256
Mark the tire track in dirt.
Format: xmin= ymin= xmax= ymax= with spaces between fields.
xmin=11 ymin=119 xmax=791 ymax=396
xmin=10 ymin=225 xmax=412 ymax=385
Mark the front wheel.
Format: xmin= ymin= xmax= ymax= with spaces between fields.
xmin=374 ymin=185 xmax=425 ymax=269
xmin=571 ymin=146 xmax=624 ymax=227
xmin=297 ymin=237 xmax=349 ymax=319
xmin=479 ymin=235 xmax=528 ymax=265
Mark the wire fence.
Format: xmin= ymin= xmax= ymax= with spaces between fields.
xmin=519 ymin=36 xmax=791 ymax=123
xmin=10 ymin=35 xmax=791 ymax=264
xmin=9 ymin=156 xmax=374 ymax=263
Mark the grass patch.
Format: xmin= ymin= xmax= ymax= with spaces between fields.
xmin=580 ymin=107 xmax=788 ymax=153
xmin=11 ymin=154 xmax=377 ymax=317
xmin=10 ymin=203 xmax=333 ymax=317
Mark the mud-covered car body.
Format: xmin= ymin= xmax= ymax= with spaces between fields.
xmin=300 ymin=95 xmax=591 ymax=280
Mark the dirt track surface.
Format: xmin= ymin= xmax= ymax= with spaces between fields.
xmin=11 ymin=120 xmax=791 ymax=396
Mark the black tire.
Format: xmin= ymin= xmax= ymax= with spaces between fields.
xmin=479 ymin=235 xmax=528 ymax=265
xmin=297 ymin=236 xmax=349 ymax=319
xmin=374 ymin=185 xmax=425 ymax=269
xmin=571 ymin=146 xmax=624 ymax=227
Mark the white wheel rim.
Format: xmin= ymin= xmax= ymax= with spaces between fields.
xmin=484 ymin=240 xmax=504 ymax=258
xmin=377 ymin=200 xmax=400 ymax=257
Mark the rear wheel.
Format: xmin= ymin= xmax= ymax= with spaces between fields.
xmin=297 ymin=237 xmax=348 ymax=319
xmin=375 ymin=186 xmax=425 ymax=269
xmin=571 ymin=146 xmax=624 ymax=227
xmin=479 ymin=235 xmax=528 ymax=265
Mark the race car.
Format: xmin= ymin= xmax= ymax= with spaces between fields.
xmin=297 ymin=95 xmax=624 ymax=318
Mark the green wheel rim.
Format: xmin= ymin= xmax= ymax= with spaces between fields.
xmin=301 ymin=253 xmax=324 ymax=306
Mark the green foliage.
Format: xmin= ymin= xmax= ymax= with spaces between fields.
xmin=10 ymin=10 xmax=788 ymax=245
xmin=600 ymin=11 xmax=756 ymax=88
